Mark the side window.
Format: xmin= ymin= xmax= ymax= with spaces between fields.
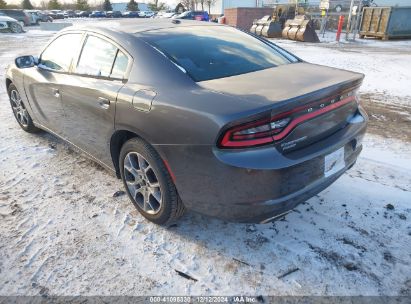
xmin=76 ymin=36 xmax=117 ymax=77
xmin=110 ymin=50 xmax=129 ymax=79
xmin=40 ymin=33 xmax=83 ymax=72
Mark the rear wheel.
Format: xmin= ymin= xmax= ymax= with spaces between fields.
xmin=119 ymin=138 xmax=185 ymax=225
xmin=8 ymin=84 xmax=39 ymax=133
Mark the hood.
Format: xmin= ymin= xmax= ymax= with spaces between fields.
xmin=198 ymin=62 xmax=364 ymax=106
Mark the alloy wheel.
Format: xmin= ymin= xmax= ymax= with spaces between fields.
xmin=123 ymin=152 xmax=162 ymax=214
xmin=10 ymin=89 xmax=29 ymax=127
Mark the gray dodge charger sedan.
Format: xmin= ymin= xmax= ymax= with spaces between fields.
xmin=5 ymin=19 xmax=368 ymax=225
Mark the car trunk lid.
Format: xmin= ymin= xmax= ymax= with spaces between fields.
xmin=203 ymin=62 xmax=364 ymax=151
xmin=198 ymin=62 xmax=362 ymax=106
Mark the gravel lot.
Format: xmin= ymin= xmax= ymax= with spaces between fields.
xmin=0 ymin=23 xmax=410 ymax=296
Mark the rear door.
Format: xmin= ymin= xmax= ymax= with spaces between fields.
xmin=23 ymin=32 xmax=84 ymax=134
xmin=60 ymin=33 xmax=131 ymax=164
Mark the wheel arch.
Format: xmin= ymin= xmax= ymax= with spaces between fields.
xmin=110 ymin=128 xmax=174 ymax=181
xmin=5 ymin=78 xmax=12 ymax=92
xmin=110 ymin=129 xmax=141 ymax=178
xmin=110 ymin=128 xmax=165 ymax=178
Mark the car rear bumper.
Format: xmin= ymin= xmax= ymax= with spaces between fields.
xmin=212 ymin=145 xmax=361 ymax=223
xmin=157 ymin=108 xmax=367 ymax=223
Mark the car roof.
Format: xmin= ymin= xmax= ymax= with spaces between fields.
xmin=64 ymin=19 xmax=221 ymax=35
xmin=0 ymin=9 xmax=24 ymax=12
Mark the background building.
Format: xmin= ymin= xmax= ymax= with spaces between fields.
xmin=208 ymin=0 xmax=411 ymax=14
xmin=111 ymin=2 xmax=149 ymax=12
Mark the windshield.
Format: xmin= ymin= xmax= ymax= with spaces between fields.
xmin=141 ymin=26 xmax=298 ymax=82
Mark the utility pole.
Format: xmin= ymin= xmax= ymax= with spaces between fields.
xmin=352 ymin=0 xmax=363 ymax=41
xmin=345 ymin=0 xmax=355 ymax=40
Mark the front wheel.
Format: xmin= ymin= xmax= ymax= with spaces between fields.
xmin=10 ymin=22 xmax=23 ymax=33
xmin=119 ymin=138 xmax=185 ymax=225
xmin=8 ymin=84 xmax=39 ymax=133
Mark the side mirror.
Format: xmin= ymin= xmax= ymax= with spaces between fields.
xmin=15 ymin=56 xmax=38 ymax=69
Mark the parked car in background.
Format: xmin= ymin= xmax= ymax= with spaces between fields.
xmin=5 ymin=20 xmax=367 ymax=225
xmin=48 ymin=10 xmax=65 ymax=19
xmin=106 ymin=11 xmax=123 ymax=18
xmin=64 ymin=10 xmax=76 ymax=18
xmin=173 ymin=10 xmax=209 ymax=21
xmin=43 ymin=10 xmax=54 ymax=19
xmin=25 ymin=10 xmax=53 ymax=24
xmin=122 ymin=11 xmax=139 ymax=18
xmin=40 ymin=12 xmax=53 ymax=22
xmin=31 ymin=11 xmax=53 ymax=22
xmin=76 ymin=11 xmax=91 ymax=17
xmin=0 ymin=9 xmax=31 ymax=26
xmin=25 ymin=10 xmax=41 ymax=25
xmin=0 ymin=12 xmax=23 ymax=32
xmin=139 ymin=11 xmax=155 ymax=18
xmin=158 ymin=12 xmax=176 ymax=18
xmin=90 ymin=11 xmax=106 ymax=18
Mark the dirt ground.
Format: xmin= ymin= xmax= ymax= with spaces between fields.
xmin=0 ymin=24 xmax=410 ymax=296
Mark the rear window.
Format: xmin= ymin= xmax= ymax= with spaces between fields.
xmin=75 ymin=35 xmax=129 ymax=79
xmin=76 ymin=35 xmax=117 ymax=77
xmin=140 ymin=26 xmax=298 ymax=82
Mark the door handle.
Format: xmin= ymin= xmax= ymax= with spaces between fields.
xmin=52 ymin=88 xmax=60 ymax=98
xmin=98 ymin=97 xmax=110 ymax=109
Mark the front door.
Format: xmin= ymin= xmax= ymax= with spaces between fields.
xmin=23 ymin=33 xmax=84 ymax=134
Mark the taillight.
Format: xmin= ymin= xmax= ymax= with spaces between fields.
xmin=218 ymin=88 xmax=359 ymax=149
xmin=219 ymin=116 xmax=291 ymax=148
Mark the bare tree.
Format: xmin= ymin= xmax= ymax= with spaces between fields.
xmin=198 ymin=0 xmax=205 ymax=11
xmin=39 ymin=0 xmax=48 ymax=9
xmin=180 ymin=0 xmax=190 ymax=10
xmin=206 ymin=0 xmax=216 ymax=14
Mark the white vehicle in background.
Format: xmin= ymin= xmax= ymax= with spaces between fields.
xmin=138 ymin=11 xmax=155 ymax=18
xmin=25 ymin=10 xmax=41 ymax=25
xmin=0 ymin=12 xmax=23 ymax=33
xmin=158 ymin=12 xmax=176 ymax=18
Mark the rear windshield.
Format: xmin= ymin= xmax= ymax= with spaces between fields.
xmin=140 ymin=26 xmax=298 ymax=82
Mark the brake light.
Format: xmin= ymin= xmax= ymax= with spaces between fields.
xmin=220 ymin=116 xmax=291 ymax=148
xmin=218 ymin=88 xmax=359 ymax=149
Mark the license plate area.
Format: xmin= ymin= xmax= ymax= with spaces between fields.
xmin=324 ymin=147 xmax=345 ymax=177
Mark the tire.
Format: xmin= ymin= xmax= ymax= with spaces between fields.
xmin=119 ymin=138 xmax=185 ymax=225
xmin=9 ymin=22 xmax=23 ymax=33
xmin=8 ymin=83 xmax=39 ymax=133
